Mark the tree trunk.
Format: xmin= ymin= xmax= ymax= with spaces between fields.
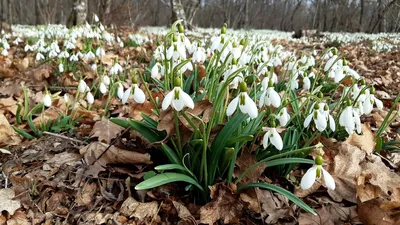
xmin=359 ymin=0 xmax=364 ymax=32
xmin=244 ymin=0 xmax=249 ymax=29
xmin=290 ymin=0 xmax=303 ymax=30
xmin=7 ymin=0 xmax=11 ymax=24
xmin=67 ymin=0 xmax=88 ymax=28
xmin=99 ymin=0 xmax=112 ymax=24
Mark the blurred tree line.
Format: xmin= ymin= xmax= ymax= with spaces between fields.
xmin=1 ymin=0 xmax=399 ymax=33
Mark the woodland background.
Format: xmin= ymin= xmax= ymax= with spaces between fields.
xmin=1 ymin=0 xmax=400 ymax=32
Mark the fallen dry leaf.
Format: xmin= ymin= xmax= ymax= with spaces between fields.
xmin=0 ymin=188 xmax=21 ymax=215
xmin=200 ymin=183 xmax=245 ymax=225
xmin=75 ymin=182 xmax=97 ymax=207
xmin=358 ymin=198 xmax=400 ymax=225
xmin=90 ymin=118 xmax=125 ymax=143
xmin=0 ymin=113 xmax=22 ymax=146
xmin=234 ymin=149 xmax=267 ymax=185
xmin=299 ymin=204 xmax=358 ymax=225
xmin=80 ymin=142 xmax=152 ymax=177
xmin=172 ymin=200 xmax=195 ymax=222
xmin=347 ymin=123 xmax=375 ymax=154
xmin=119 ymin=197 xmax=159 ymax=221
xmin=6 ymin=210 xmax=30 ymax=225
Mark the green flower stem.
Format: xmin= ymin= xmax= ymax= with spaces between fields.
xmin=138 ymin=72 xmax=160 ymax=116
xmin=174 ymin=110 xmax=183 ymax=159
xmin=236 ymin=144 xmax=322 ymax=184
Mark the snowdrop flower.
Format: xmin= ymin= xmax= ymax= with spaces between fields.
xmin=96 ymin=47 xmax=105 ymax=57
xmin=69 ymin=54 xmax=79 ymax=62
xmin=13 ymin=37 xmax=22 ymax=45
xmin=117 ymin=83 xmax=124 ymax=100
xmin=90 ymin=63 xmax=97 ymax=71
xmin=277 ymin=107 xmax=290 ymax=127
xmin=151 ymin=62 xmax=162 ymax=78
xmin=83 ymin=51 xmax=96 ymax=61
xmin=102 ymin=75 xmax=110 ymax=86
xmin=36 ymin=53 xmax=45 ymax=61
xmin=94 ymin=14 xmax=99 ymax=23
xmin=130 ymin=77 xmax=146 ymax=104
xmin=301 ymin=155 xmax=335 ymax=190
xmin=210 ymin=24 xmax=227 ymax=52
xmin=162 ymin=77 xmax=194 ymax=111
xmin=99 ymin=82 xmax=107 ymax=94
xmin=259 ymin=80 xmax=281 ymax=108
xmin=262 ymin=125 xmax=283 ymax=150
xmin=86 ymin=92 xmax=94 ymax=105
xmin=24 ymin=44 xmax=34 ymax=52
xmin=59 ymin=63 xmax=64 ymax=72
xmin=223 ymin=63 xmax=243 ymax=89
xmin=43 ymin=92 xmax=52 ymax=107
xmin=110 ymin=62 xmax=123 ymax=75
xmin=167 ymin=35 xmax=186 ymax=60
xmin=78 ymin=80 xmax=88 ymax=93
xmin=64 ymin=94 xmax=69 ymax=104
xmin=339 ymin=101 xmax=361 ymax=135
xmin=363 ymin=88 xmax=383 ymax=114
xmin=302 ymin=72 xmax=315 ymax=91
xmin=154 ymin=45 xmax=165 ymax=61
xmin=49 ymin=50 xmax=58 ymax=58
xmin=192 ymin=46 xmax=206 ymax=63
xmin=58 ymin=51 xmax=69 ymax=58
xmin=304 ymin=103 xmax=328 ymax=132
xmin=1 ymin=49 xmax=8 ymax=56
xmin=227 ymin=81 xmax=258 ymax=119
xmin=121 ymin=86 xmax=132 ymax=104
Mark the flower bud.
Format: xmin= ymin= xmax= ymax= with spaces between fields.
xmin=239 ymin=81 xmax=247 ymax=92
xmin=315 ymin=155 xmax=323 ymax=165
xmin=173 ymin=34 xmax=178 ymax=42
xmin=178 ymin=24 xmax=184 ymax=33
xmin=174 ymin=76 xmax=182 ymax=87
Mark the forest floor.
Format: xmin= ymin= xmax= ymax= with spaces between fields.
xmin=0 ymin=27 xmax=399 ymax=225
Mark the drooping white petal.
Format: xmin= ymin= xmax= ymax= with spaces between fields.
xmin=99 ymin=82 xmax=107 ymax=94
xmin=259 ymin=91 xmax=266 ymax=108
xmin=179 ymin=89 xmax=194 ymax=109
xmin=268 ymin=88 xmax=281 ymax=108
xmin=303 ymin=76 xmax=311 ymax=90
xmin=162 ymin=91 xmax=174 ymax=110
xmin=227 ymin=96 xmax=239 ymax=116
xmin=374 ymin=97 xmax=383 ymax=110
xmin=304 ymin=114 xmax=313 ymax=128
xmin=133 ymin=85 xmax=145 ymax=103
xmin=86 ymin=92 xmax=94 ymax=104
xmin=328 ymin=115 xmax=336 ymax=132
xmin=122 ymin=87 xmax=132 ymax=104
xmin=166 ymin=46 xmax=174 ymax=60
xmin=240 ymin=93 xmax=258 ymax=119
xmin=172 ymin=98 xmax=185 ymax=111
xmin=43 ymin=94 xmax=52 ymax=107
xmin=300 ymin=166 xmax=317 ymax=190
xmin=151 ymin=63 xmax=160 ymax=78
xmin=321 ymin=168 xmax=335 ymax=190
xmin=117 ymin=84 xmax=124 ymax=99
xmin=270 ymin=128 xmax=283 ymax=150
xmin=78 ymin=80 xmax=87 ymax=93
xmin=315 ymin=112 xmax=327 ymax=132
xmin=262 ymin=131 xmax=270 ymax=149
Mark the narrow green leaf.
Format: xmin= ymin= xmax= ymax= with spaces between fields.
xmin=161 ymin=144 xmax=181 ymax=165
xmin=135 ymin=172 xmax=204 ymax=191
xmin=12 ymin=126 xmax=34 ymax=140
xmin=226 ymin=135 xmax=254 ymax=146
xmin=155 ymin=164 xmax=189 ymax=173
xmin=265 ymin=158 xmax=314 ymax=167
xmin=238 ymin=183 xmax=316 ymax=215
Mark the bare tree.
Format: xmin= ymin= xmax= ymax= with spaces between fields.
xmin=67 ymin=0 xmax=88 ymax=28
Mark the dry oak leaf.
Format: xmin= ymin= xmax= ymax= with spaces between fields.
xmin=234 ymin=149 xmax=267 ymax=185
xmin=0 ymin=113 xmax=22 ymax=146
xmin=75 ymin=182 xmax=97 ymax=207
xmin=0 ymin=97 xmax=18 ymax=115
xmin=90 ymin=118 xmax=125 ymax=144
xmin=200 ymin=183 xmax=246 ymax=225
xmin=119 ymin=197 xmax=159 ymax=221
xmin=6 ymin=210 xmax=30 ymax=225
xmin=172 ymin=200 xmax=195 ymax=222
xmin=358 ymin=198 xmax=400 ymax=225
xmin=347 ymin=123 xmax=375 ymax=154
xmin=299 ymin=204 xmax=358 ymax=225
xmin=0 ymin=188 xmax=21 ymax=216
xmin=80 ymin=142 xmax=152 ymax=178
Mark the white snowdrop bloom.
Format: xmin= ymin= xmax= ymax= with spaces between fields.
xmin=151 ymin=62 xmax=162 ymax=78
xmin=90 ymin=63 xmax=97 ymax=71
xmin=43 ymin=93 xmax=52 ymax=107
xmin=343 ymin=65 xmax=360 ymax=80
xmin=24 ymin=44 xmax=33 ymax=52
xmin=271 ymin=56 xmax=282 ymax=67
xmin=210 ymin=34 xmax=226 ymax=52
xmin=324 ymin=55 xmax=339 ymax=72
xmin=339 ymin=104 xmax=361 ymax=135
xmin=167 ymin=42 xmax=186 ymax=60
xmin=285 ymin=60 xmax=297 ymax=71
xmin=86 ymin=92 xmax=94 ymax=104
xmin=121 ymin=86 xmax=132 ymax=104
xmin=95 ymin=47 xmax=105 ymax=57
xmin=231 ymin=44 xmax=243 ymax=59
xmin=69 ymin=54 xmax=79 ymax=62
xmin=277 ymin=107 xmax=290 ymax=127
xmin=259 ymin=80 xmax=281 ymax=108
xmin=303 ymin=76 xmax=311 ymax=90
xmin=181 ymin=61 xmax=193 ymax=72
xmin=301 ymin=156 xmax=335 ymax=190
xmin=154 ymin=45 xmax=165 ymax=61
xmin=110 ymin=63 xmax=123 ymax=75
xmin=59 ymin=63 xmax=64 ymax=72
xmin=83 ymin=51 xmax=96 ymax=61
xmin=1 ymin=49 xmax=8 ymax=56
xmin=102 ymin=75 xmax=110 ymax=86
xmin=192 ymin=47 xmax=206 ymax=63
xmin=64 ymin=40 xmax=76 ymax=49
xmin=117 ymin=83 xmax=124 ymax=100
xmin=13 ymin=37 xmax=22 ymax=45
xmin=262 ymin=127 xmax=283 ymax=150
xmin=99 ymin=82 xmax=107 ymax=94
xmin=50 ymin=41 xmax=60 ymax=53
xmin=76 ymin=51 xmax=84 ymax=59
xmin=48 ymin=50 xmax=58 ymax=58
xmin=304 ymin=103 xmax=329 ymax=132
xmin=78 ymin=80 xmax=88 ymax=93
xmin=94 ymin=14 xmax=99 ymax=22
xmin=227 ymin=82 xmax=258 ymax=119
xmin=36 ymin=52 xmax=45 ymax=61
xmin=99 ymin=24 xmax=105 ymax=31
xmin=223 ymin=64 xmax=243 ymax=89
xmin=131 ymin=84 xmax=146 ymax=104
xmin=363 ymin=89 xmax=383 ymax=114
xmin=58 ymin=51 xmax=70 ymax=58
xmin=64 ymin=94 xmax=69 ymax=104
xmin=162 ymin=85 xmax=194 ymax=111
